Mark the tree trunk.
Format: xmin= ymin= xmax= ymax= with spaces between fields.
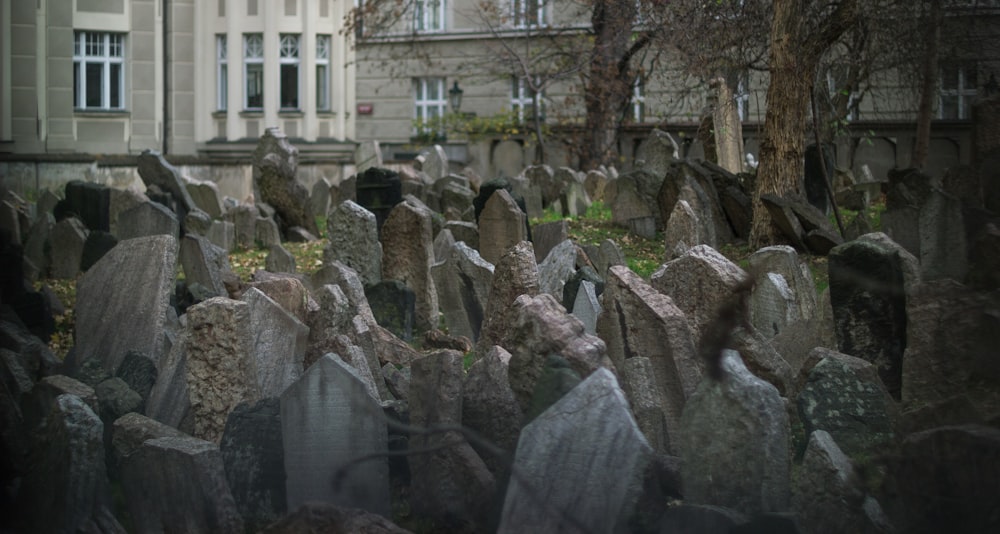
xmin=912 ymin=0 xmax=943 ymax=169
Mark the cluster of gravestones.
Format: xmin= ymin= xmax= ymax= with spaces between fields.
xmin=1 ymin=126 xmax=998 ymax=533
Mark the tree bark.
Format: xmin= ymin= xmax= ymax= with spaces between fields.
xmin=911 ymin=0 xmax=942 ymax=170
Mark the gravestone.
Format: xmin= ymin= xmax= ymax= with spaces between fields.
xmin=252 ymin=128 xmax=319 ymax=236
xmin=433 ymin=228 xmax=456 ymax=263
xmin=749 ymin=272 xmax=798 ymax=339
xmin=493 ymin=139 xmax=525 ymax=179
xmin=415 ymin=145 xmax=449 ymax=182
xmin=880 ymin=168 xmax=934 ymax=258
xmin=354 ymin=140 xmax=383 ymax=174
xmin=663 ymin=199 xmax=701 ymax=258
xmin=680 ymin=351 xmax=790 ymax=516
xmin=584 ymin=169 xmax=609 ymax=202
xmin=110 ymin=412 xmax=187 ymax=481
xmin=137 ymin=149 xmax=197 ymax=217
xmin=560 ymin=175 xmax=591 ymax=217
xmin=265 ymin=243 xmax=296 ymax=274
xmin=598 ymin=265 xmax=701 ymax=454
xmin=75 ymin=235 xmax=178 ymax=374
xmin=571 ymin=279 xmax=602 ymax=335
xmin=607 ymin=169 xmax=663 ymax=228
xmin=531 ymin=220 xmax=568 ymax=264
xmin=523 ymin=164 xmax=561 ymax=209
xmin=596 ymin=238 xmax=626 ymax=277
xmin=206 ymin=219 xmax=235 ymax=251
xmin=49 ymin=216 xmax=88 ymax=279
xmin=241 ymin=287 xmax=307 ymax=398
xmin=497 ymin=368 xmax=653 ymax=534
xmin=356 ymin=167 xmax=403 ymax=234
xmin=828 ymin=233 xmax=919 ymax=400
xmin=919 ymin=187 xmax=967 ymax=281
xmin=79 ymin=230 xmax=118 ymax=272
xmin=747 ymin=245 xmax=817 ymax=323
xmin=364 ymin=279 xmax=416 ymax=342
xmin=431 ymin=241 xmax=494 ymax=342
xmin=711 ymin=78 xmax=745 ymax=175
xmin=226 ymin=204 xmax=258 ymax=250
xmin=186 ymin=179 xmax=225 ymax=218
xmin=381 ymin=200 xmax=439 ymax=333
xmin=537 ymin=239 xmax=578 ymax=300
xmin=184 ymin=298 xmax=261 ymax=443
xmin=562 ymin=265 xmax=603 ymax=313
xmin=55 ymin=181 xmax=111 ymax=232
xmin=116 ymin=201 xmax=180 ymax=242
xmin=477 ymin=189 xmax=528 ymax=266
xmin=310 ymin=177 xmax=332 ymax=219
xmin=21 ymin=213 xmax=52 ymax=280
xmin=120 ymin=435 xmax=244 ymax=533
xmin=324 ymin=200 xmax=382 ymax=286
xmin=637 ymin=128 xmax=679 ymax=179
xmin=220 ymin=398 xmax=286 ymax=531
xmin=476 ymin=240 xmax=539 ymax=356
xmin=280 ymin=354 xmax=390 ymax=517
xmin=180 ymin=234 xmax=233 ymax=296
xmin=462 ymin=345 xmax=522 ymax=474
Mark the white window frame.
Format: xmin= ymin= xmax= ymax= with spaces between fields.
xmin=244 ymin=33 xmax=264 ymax=111
xmin=631 ymin=77 xmax=646 ymax=123
xmin=279 ymin=34 xmax=301 ymax=110
xmin=316 ymin=34 xmax=331 ymax=112
xmin=216 ymin=34 xmax=227 ymax=111
xmin=510 ymin=0 xmax=546 ymax=28
xmin=414 ymin=77 xmax=447 ymax=137
xmin=511 ymin=76 xmax=544 ymax=123
xmin=736 ymin=74 xmax=751 ymax=122
xmin=73 ymin=31 xmax=125 ymax=110
xmin=939 ymin=65 xmax=977 ymax=120
xmin=414 ymin=0 xmax=445 ymax=32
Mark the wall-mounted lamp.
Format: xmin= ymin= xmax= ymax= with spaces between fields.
xmin=449 ymin=81 xmax=464 ymax=113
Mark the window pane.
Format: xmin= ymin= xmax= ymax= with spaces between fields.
xmin=220 ymin=64 xmax=228 ymax=110
xmin=281 ymin=64 xmax=299 ymax=108
xmin=317 ymin=65 xmax=329 ymax=110
xmin=941 ymin=66 xmax=959 ymax=90
xmin=247 ymin=63 xmax=263 ymax=108
xmin=110 ymin=63 xmax=121 ymax=108
xmin=86 ymin=63 xmax=103 ymax=108
xmin=73 ymin=62 xmax=80 ymax=106
xmin=941 ymin=95 xmax=959 ymax=119
xmin=428 ymin=80 xmax=440 ymax=100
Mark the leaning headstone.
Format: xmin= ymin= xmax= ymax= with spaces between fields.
xmin=137 ymin=149 xmax=197 ymax=216
xmin=828 ymin=232 xmax=919 ymax=400
xmin=356 ymin=167 xmax=403 ymax=234
xmin=324 ymin=200 xmax=382 ymax=286
xmin=597 ymin=265 xmax=701 ymax=454
xmin=595 ymin=238 xmax=626 ymax=277
xmin=444 ymin=220 xmax=479 ymax=250
xmin=14 ymin=394 xmax=122 ymax=534
xmin=220 ymin=398 xmax=286 ymax=532
xmin=49 ymin=216 xmax=88 ymax=279
xmin=353 ymin=140 xmax=383 ymax=174
xmin=309 ymin=177 xmax=332 ymax=219
xmin=280 ymin=354 xmax=390 ymax=517
xmin=571 ymin=279 xmax=602 ymax=335
xmin=530 ymin=220 xmax=568 ymax=264
xmin=186 ymin=179 xmax=225 ymax=218
xmin=409 ymin=350 xmax=496 ymax=530
xmin=75 ymin=235 xmax=178 ymax=374
xmin=637 ymin=128 xmax=680 ymax=179
xmin=265 ymin=243 xmax=296 ymax=274
xmin=255 ymin=216 xmax=282 ymax=248
xmin=116 ymin=201 xmax=180 ymax=242
xmin=747 ymin=245 xmax=817 ymax=323
xmin=562 ymin=265 xmax=603 ymax=313
xmin=748 ymin=272 xmax=798 ymax=339
xmin=432 ymin=241 xmax=494 ymax=342
xmin=433 ymin=228 xmax=456 ymax=263
xmin=241 ymin=288 xmax=307 ymax=398
xmin=478 ymin=189 xmax=529 ymax=266
xmin=252 ymin=128 xmax=319 ymax=236
xmin=476 ymin=241 xmax=540 ymax=356
xmin=619 ymin=356 xmax=672 ymax=455
xmin=462 ymin=346 xmax=522 ymax=474
xmin=537 ymin=239 xmax=578 ymax=300
xmin=22 ymin=212 xmax=54 ymax=280
xmin=381 ymin=200 xmax=439 ymax=333
xmin=497 ymin=368 xmax=653 ymax=534
xmin=680 ymin=351 xmax=790 ymax=516
xmin=180 ymin=233 xmax=234 ymax=296
xmin=650 ymin=244 xmax=748 ymax=342
xmin=120 ymin=435 xmax=244 ymax=533
xmin=663 ymin=199 xmax=701 ymax=259
xmin=415 ymin=145 xmax=449 ymax=182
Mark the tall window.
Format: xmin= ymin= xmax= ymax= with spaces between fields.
xmin=940 ymin=64 xmax=977 ymax=120
xmin=414 ymin=77 xmax=447 ymax=136
xmin=511 ymin=0 xmax=545 ymax=28
xmin=280 ymin=34 xmax=301 ymax=110
xmin=736 ymin=74 xmax=751 ymax=121
xmin=216 ymin=35 xmax=227 ymax=111
xmin=511 ymin=77 xmax=543 ymax=123
xmin=73 ymin=31 xmax=125 ymax=110
xmin=631 ymin=77 xmax=646 ymax=123
xmin=244 ymin=33 xmax=264 ymax=110
xmin=316 ymin=35 xmax=331 ymax=111
xmin=415 ymin=0 xmax=445 ymax=32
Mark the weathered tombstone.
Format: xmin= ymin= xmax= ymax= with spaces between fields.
xmin=415 ymin=144 xmax=449 ymax=182
xmin=356 ymin=167 xmax=403 ymax=234
xmin=115 ymin=201 xmax=180 ymax=242
xmin=137 ymin=149 xmax=198 ymax=216
xmin=493 ymin=139 xmax=525 ymax=179
xmin=309 ymin=177 xmax=332 ymax=219
xmin=584 ymin=169 xmax=609 ymax=202
xmin=663 ymin=199 xmax=701 ymax=258
xmin=650 ymin=244 xmax=748 ymax=342
xmin=636 ymin=128 xmax=680 ymax=179
xmin=252 ymin=128 xmax=319 ymax=236
xmin=186 ymin=179 xmax=226 ymax=219
xmin=531 ymin=220 xmax=569 ymax=264
xmin=22 ymin=212 xmax=54 ymax=280
xmin=110 ymin=412 xmax=187 ymax=480
xmin=241 ymin=288 xmax=307 ymax=398
xmin=255 ymin=216 xmax=282 ymax=248
xmin=220 ymin=398 xmax=286 ymax=532
xmin=478 ymin=189 xmax=529 ymax=266
xmin=408 ymin=350 xmax=496 ymax=529
xmin=120 ymin=435 xmax=244 ymax=533
xmin=607 ymin=169 xmax=663 ymax=228
xmin=226 ymin=204 xmax=258 ymax=250
xmin=919 ymin=187 xmax=968 ymax=281
xmin=55 ymin=181 xmax=111 ymax=232
xmin=206 ymin=219 xmax=235 ymax=251
xmin=265 ymin=243 xmax=296 ymax=274
xmin=537 ymin=239 xmax=578 ymax=300
xmin=116 ymin=350 xmax=158 ymax=412
xmin=595 ymin=238 xmax=626 ymax=278
xmin=476 ymin=240 xmax=540 ymax=356
xmin=432 ymin=241 xmax=494 ymax=342
xmin=364 ymin=279 xmax=416 ymax=342
xmin=562 ymin=265 xmax=603 ymax=313
xmin=180 ymin=233 xmax=233 ymax=296
xmin=680 ymin=351 xmax=790 ymax=516
xmin=49 ymin=216 xmax=88 ymax=279
xmin=598 ymin=265 xmax=701 ymax=454
xmin=828 ymin=233 xmax=919 ymax=400
xmin=381 ymin=200 xmax=439 ymax=333
xmin=324 ymin=200 xmax=382 ymax=286
xmin=280 ymin=354 xmax=390 ymax=517
xmin=747 ymin=245 xmax=817 ymax=323
xmin=749 ymin=272 xmax=798 ymax=339
xmin=797 ymin=348 xmax=898 ymax=459
xmin=711 ymin=78 xmax=745 ymax=175
xmin=561 ymin=176 xmax=591 ymax=218
xmin=353 ymin=140 xmax=383 ymax=174
xmin=462 ymin=345 xmax=522 ymax=474
xmin=75 ymin=235 xmax=177 ymax=374
xmin=497 ymin=368 xmax=653 ymax=534
xmin=433 ymin=227 xmax=456 ymax=263
xmin=571 ymin=279 xmax=602 ymax=335
xmin=880 ymin=168 xmax=933 ymax=258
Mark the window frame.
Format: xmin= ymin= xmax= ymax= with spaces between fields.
xmin=511 ymin=76 xmax=544 ymax=123
xmin=73 ymin=31 xmax=126 ymax=111
xmin=631 ymin=77 xmax=646 ymax=123
xmin=939 ymin=64 xmax=977 ymax=120
xmin=279 ymin=33 xmax=301 ymax=111
xmin=414 ymin=77 xmax=447 ymax=137
xmin=244 ymin=33 xmax=264 ymax=111
xmin=316 ymin=34 xmax=331 ymax=112
xmin=414 ymin=0 xmax=445 ymax=32
xmin=216 ymin=34 xmax=228 ymax=112
xmin=510 ymin=0 xmax=546 ymax=29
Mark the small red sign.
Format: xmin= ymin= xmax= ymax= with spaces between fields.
xmin=357 ymin=103 xmax=373 ymax=115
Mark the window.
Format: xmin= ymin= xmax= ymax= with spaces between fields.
xmin=511 ymin=76 xmax=544 ymax=123
xmin=414 ymin=77 xmax=447 ymax=136
xmin=415 ymin=0 xmax=445 ymax=32
xmin=73 ymin=32 xmax=125 ymax=110
xmin=631 ymin=77 xmax=646 ymax=123
xmin=217 ymin=35 xmax=227 ymax=111
xmin=940 ymin=64 xmax=977 ymax=119
xmin=736 ymin=74 xmax=751 ymax=121
xmin=511 ymin=0 xmax=545 ymax=28
xmin=280 ymin=34 xmax=301 ymax=110
xmin=244 ymin=33 xmax=264 ymax=110
xmin=316 ymin=35 xmax=331 ymax=111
